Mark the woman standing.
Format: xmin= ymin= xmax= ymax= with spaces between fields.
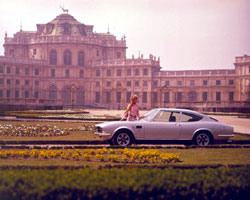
xmin=121 ymin=95 xmax=140 ymax=121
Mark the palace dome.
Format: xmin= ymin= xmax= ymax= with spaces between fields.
xmin=36 ymin=13 xmax=93 ymax=36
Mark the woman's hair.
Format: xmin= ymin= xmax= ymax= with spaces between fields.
xmin=125 ymin=95 xmax=138 ymax=112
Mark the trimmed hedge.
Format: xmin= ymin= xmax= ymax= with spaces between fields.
xmin=0 ymin=167 xmax=249 ymax=200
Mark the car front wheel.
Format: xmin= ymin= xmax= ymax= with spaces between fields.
xmin=194 ymin=132 xmax=211 ymax=146
xmin=112 ymin=131 xmax=133 ymax=147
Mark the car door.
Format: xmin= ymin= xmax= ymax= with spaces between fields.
xmin=144 ymin=110 xmax=181 ymax=140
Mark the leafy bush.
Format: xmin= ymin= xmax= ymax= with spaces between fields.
xmin=0 ymin=167 xmax=249 ymax=200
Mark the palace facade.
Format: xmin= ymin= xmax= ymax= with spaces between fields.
xmin=0 ymin=13 xmax=250 ymax=112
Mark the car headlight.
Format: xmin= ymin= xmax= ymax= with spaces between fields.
xmin=96 ymin=126 xmax=102 ymax=133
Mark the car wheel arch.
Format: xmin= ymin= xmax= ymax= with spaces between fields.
xmin=193 ymin=129 xmax=214 ymax=143
xmin=113 ymin=128 xmax=135 ymax=141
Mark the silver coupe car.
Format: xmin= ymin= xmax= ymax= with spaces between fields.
xmin=94 ymin=108 xmax=234 ymax=146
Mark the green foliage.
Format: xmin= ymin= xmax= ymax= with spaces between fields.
xmin=0 ymin=167 xmax=249 ymax=200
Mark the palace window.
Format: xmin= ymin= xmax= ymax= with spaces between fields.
xmin=34 ymin=91 xmax=39 ymax=99
xmin=35 ymin=80 xmax=39 ymax=87
xmin=106 ymin=69 xmax=111 ymax=76
xmin=202 ymin=92 xmax=208 ymax=101
xmin=127 ymin=69 xmax=131 ymax=76
xmin=216 ymin=92 xmax=221 ymax=101
xmin=96 ymin=50 xmax=99 ymax=57
xmin=25 ymin=68 xmax=29 ymax=75
xmin=77 ymin=87 xmax=85 ymax=105
xmin=35 ymin=69 xmax=39 ymax=76
xmin=16 ymin=67 xmax=20 ymax=74
xmin=7 ymin=79 xmax=11 ymax=85
xmin=0 ymin=66 xmax=3 ymax=73
xmin=95 ymin=92 xmax=100 ymax=103
xmin=7 ymin=67 xmax=11 ymax=74
xmin=143 ymin=92 xmax=147 ymax=103
xmin=117 ymin=92 xmax=121 ymax=103
xmin=96 ymin=82 xmax=100 ymax=87
xmin=143 ymin=68 xmax=148 ymax=76
xmin=106 ymin=92 xmax=111 ymax=103
xmin=62 ymin=86 xmax=71 ymax=104
xmin=117 ymin=69 xmax=122 ymax=76
xmin=51 ymin=69 xmax=55 ymax=77
xmin=229 ymin=80 xmax=234 ymax=85
xmin=216 ymin=80 xmax=221 ymax=86
xmin=25 ymin=91 xmax=29 ymax=98
xmin=143 ymin=81 xmax=148 ymax=87
xmin=164 ymin=92 xmax=170 ymax=103
xmin=135 ymin=68 xmax=140 ymax=76
xmin=0 ymin=90 xmax=2 ymax=98
xmin=80 ymin=70 xmax=84 ymax=78
xmin=15 ymin=91 xmax=19 ymax=99
xmin=49 ymin=50 xmax=57 ymax=65
xmin=49 ymin=85 xmax=57 ymax=100
xmin=25 ymin=80 xmax=29 ymax=86
xmin=188 ymin=91 xmax=197 ymax=102
xmin=190 ymin=80 xmax=195 ymax=86
xmin=126 ymin=92 xmax=131 ymax=103
xmin=177 ymin=92 xmax=182 ymax=102
xmin=65 ymin=69 xmax=70 ymax=78
xmin=153 ymin=81 xmax=158 ymax=87
xmin=116 ymin=52 xmax=121 ymax=59
xmin=117 ymin=82 xmax=122 ymax=87
xmin=78 ymin=51 xmax=85 ymax=66
xmin=177 ymin=80 xmax=182 ymax=86
xmin=63 ymin=50 xmax=72 ymax=65
xmin=135 ymin=81 xmax=139 ymax=87
xmin=126 ymin=81 xmax=131 ymax=87
xmin=96 ymin=69 xmax=100 ymax=77
xmin=16 ymin=80 xmax=20 ymax=85
xmin=165 ymin=81 xmax=169 ymax=86
xmin=153 ymin=92 xmax=157 ymax=104
xmin=203 ymin=80 xmax=208 ymax=86
xmin=6 ymin=90 xmax=11 ymax=98
xmin=229 ymin=92 xmax=234 ymax=101
xmin=0 ymin=79 xmax=3 ymax=85
xmin=106 ymin=81 xmax=111 ymax=87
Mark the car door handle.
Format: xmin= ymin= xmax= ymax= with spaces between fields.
xmin=136 ymin=126 xmax=142 ymax=129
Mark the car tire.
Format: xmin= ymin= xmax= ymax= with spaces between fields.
xmin=112 ymin=131 xmax=133 ymax=147
xmin=194 ymin=132 xmax=211 ymax=146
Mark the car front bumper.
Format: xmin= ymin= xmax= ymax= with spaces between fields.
xmin=94 ymin=132 xmax=113 ymax=140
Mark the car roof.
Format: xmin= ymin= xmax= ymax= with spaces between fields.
xmin=154 ymin=108 xmax=205 ymax=116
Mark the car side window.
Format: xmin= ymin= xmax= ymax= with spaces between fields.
xmin=181 ymin=112 xmax=203 ymax=122
xmin=153 ymin=111 xmax=171 ymax=122
xmin=170 ymin=112 xmax=180 ymax=122
xmin=153 ymin=111 xmax=180 ymax=122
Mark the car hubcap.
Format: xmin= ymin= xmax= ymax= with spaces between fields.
xmin=117 ymin=133 xmax=130 ymax=146
xmin=196 ymin=133 xmax=209 ymax=146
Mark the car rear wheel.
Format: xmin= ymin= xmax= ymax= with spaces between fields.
xmin=194 ymin=132 xmax=210 ymax=146
xmin=112 ymin=131 xmax=133 ymax=147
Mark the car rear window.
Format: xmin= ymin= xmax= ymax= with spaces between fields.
xmin=181 ymin=112 xmax=203 ymax=122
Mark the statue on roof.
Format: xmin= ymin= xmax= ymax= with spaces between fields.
xmin=60 ymin=5 xmax=69 ymax=13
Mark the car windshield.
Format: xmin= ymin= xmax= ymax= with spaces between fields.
xmin=140 ymin=109 xmax=158 ymax=121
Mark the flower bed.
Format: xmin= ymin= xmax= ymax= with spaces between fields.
xmin=0 ymin=124 xmax=94 ymax=137
xmin=0 ymin=148 xmax=181 ymax=164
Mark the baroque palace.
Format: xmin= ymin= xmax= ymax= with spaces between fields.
xmin=0 ymin=12 xmax=250 ymax=112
